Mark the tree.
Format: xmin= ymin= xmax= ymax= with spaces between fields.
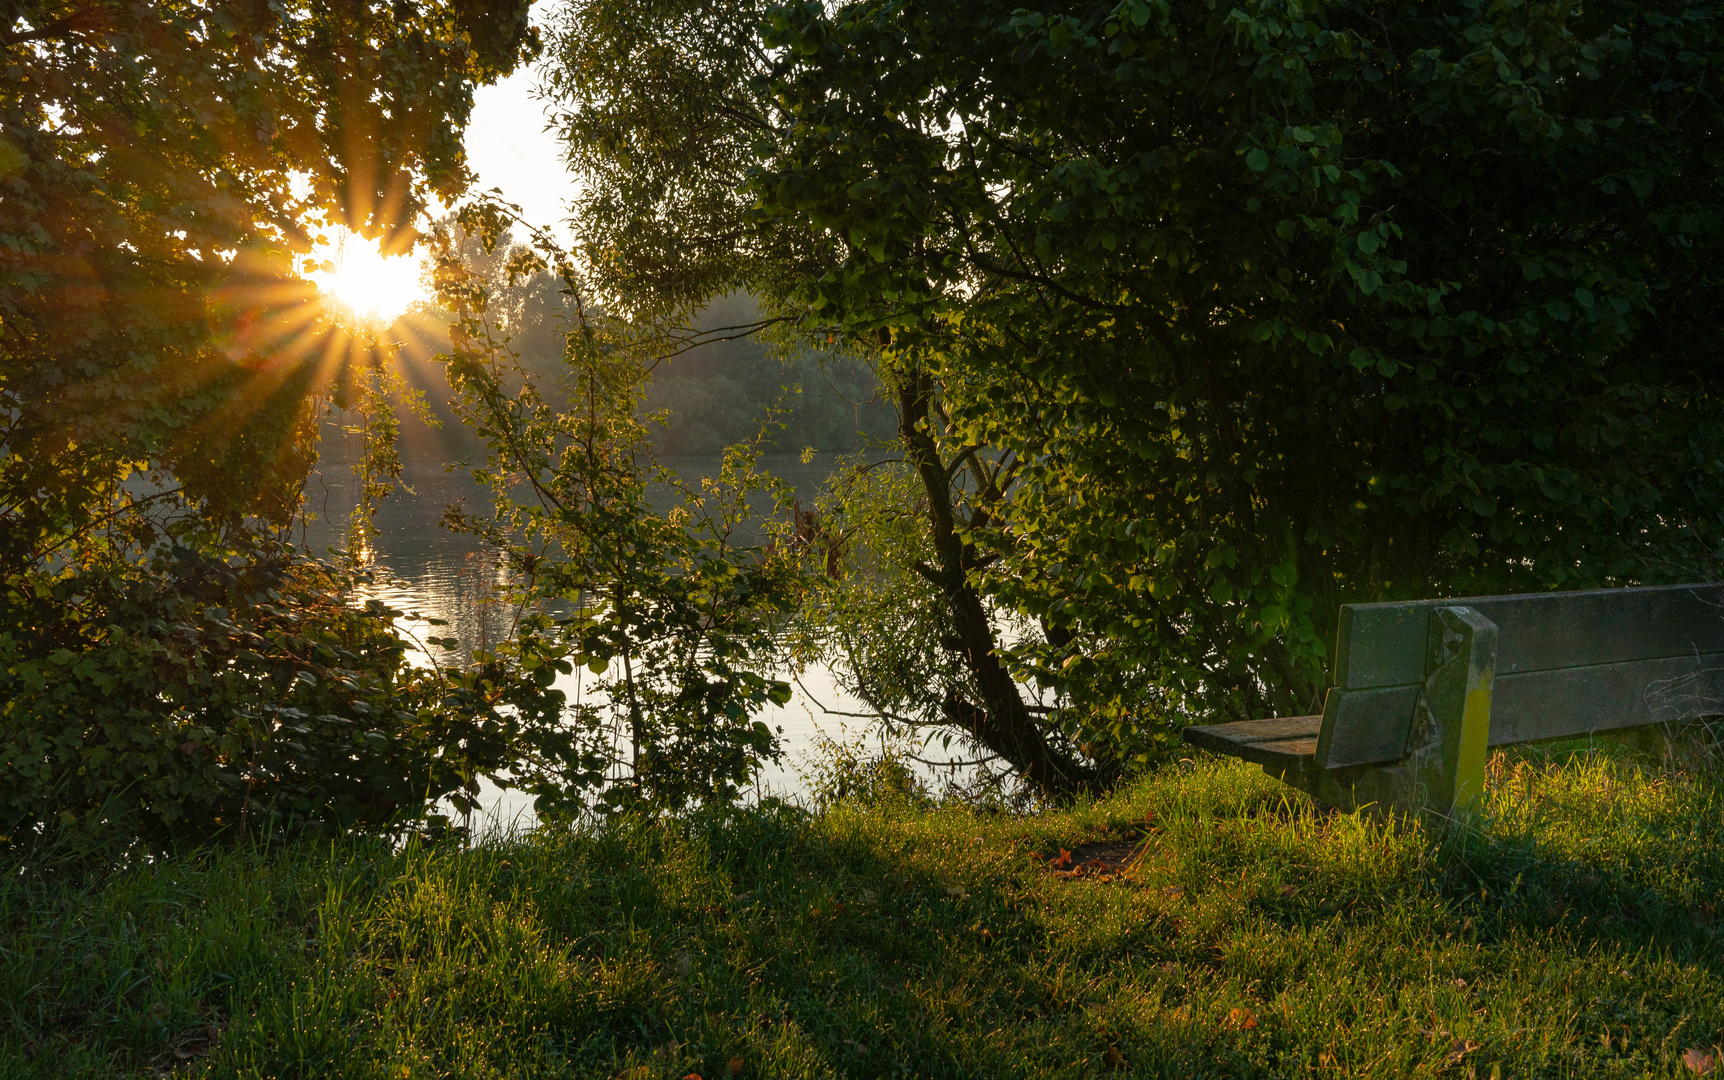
xmin=0 ymin=0 xmax=548 ymax=850
xmin=546 ymin=0 xmax=1724 ymax=791
xmin=544 ymin=0 xmax=1109 ymax=796
xmin=753 ymin=0 xmax=1724 ymax=737
xmin=425 ymin=204 xmax=803 ymax=813
xmin=1 ymin=0 xmax=537 ymax=564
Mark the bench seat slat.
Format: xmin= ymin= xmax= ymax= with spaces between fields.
xmin=1184 ymin=716 xmax=1321 ymax=770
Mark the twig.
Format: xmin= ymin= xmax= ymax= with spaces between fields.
xmin=905 ymin=752 xmax=1002 ymax=769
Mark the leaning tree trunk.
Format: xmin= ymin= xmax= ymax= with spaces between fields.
xmin=895 ymin=367 xmax=1100 ymax=799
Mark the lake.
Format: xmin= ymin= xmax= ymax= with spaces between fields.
xmin=299 ymin=452 xmax=957 ymax=826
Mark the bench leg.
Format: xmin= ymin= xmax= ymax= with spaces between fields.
xmin=1408 ymin=606 xmax=1498 ymax=812
xmin=1301 ymin=606 xmax=1499 ymax=820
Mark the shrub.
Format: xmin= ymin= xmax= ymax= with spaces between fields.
xmin=0 ymin=541 xmax=545 ymax=853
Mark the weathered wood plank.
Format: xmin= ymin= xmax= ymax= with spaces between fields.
xmin=1316 ymin=649 xmax=1724 ymax=768
xmin=1314 ymin=684 xmax=1422 ymax=768
xmin=1334 ymin=583 xmax=1724 ymax=690
xmin=1184 ymin=716 xmax=1321 ymax=769
xmin=1489 ymin=651 xmax=1724 ymax=745
xmin=1186 ymin=716 xmax=1324 ymax=744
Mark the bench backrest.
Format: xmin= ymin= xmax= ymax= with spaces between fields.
xmin=1316 ymin=583 xmax=1724 ymax=769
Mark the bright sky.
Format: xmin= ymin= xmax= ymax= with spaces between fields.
xmin=308 ymin=3 xmax=574 ymax=322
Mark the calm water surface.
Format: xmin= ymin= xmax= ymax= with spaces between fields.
xmin=300 ymin=453 xmax=945 ymax=825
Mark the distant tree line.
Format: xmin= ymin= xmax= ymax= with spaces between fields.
xmin=381 ymin=229 xmax=893 ymax=463
xmin=639 ymin=292 xmax=896 ymax=456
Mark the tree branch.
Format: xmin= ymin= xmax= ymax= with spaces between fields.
xmin=3 ymin=8 xmax=105 ymax=48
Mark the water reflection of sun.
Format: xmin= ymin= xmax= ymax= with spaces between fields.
xmin=306 ymin=227 xmax=426 ymax=322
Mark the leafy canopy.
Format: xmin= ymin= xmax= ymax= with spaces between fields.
xmin=756 ymin=0 xmax=1724 ymax=733
xmin=1 ymin=0 xmax=537 ymax=562
xmin=546 ymin=0 xmax=1724 ymax=769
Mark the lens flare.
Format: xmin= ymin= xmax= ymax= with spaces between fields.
xmin=306 ymin=228 xmax=426 ymax=322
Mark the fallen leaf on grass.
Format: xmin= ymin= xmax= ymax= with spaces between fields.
xmin=1049 ymin=848 xmax=1072 ymax=869
xmin=728 ymin=1056 xmax=745 ymax=1077
xmin=1053 ymin=858 xmax=1114 ymax=881
xmin=1445 ymin=1039 xmax=1481 ymax=1066
xmin=1225 ymin=1007 xmax=1259 ymax=1030
xmin=160 ymin=1023 xmax=222 ymax=1063
xmin=1684 ymin=1047 xmax=1719 ymax=1076
xmin=945 ymin=885 xmax=968 ymax=899
xmin=1104 ymin=1046 xmax=1126 ymax=1070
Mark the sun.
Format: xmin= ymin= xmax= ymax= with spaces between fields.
xmin=306 ymin=228 xmax=427 ymax=322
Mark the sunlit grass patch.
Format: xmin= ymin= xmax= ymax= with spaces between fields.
xmin=1 ymin=751 xmax=1720 ymax=1078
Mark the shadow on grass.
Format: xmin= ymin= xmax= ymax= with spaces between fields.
xmin=1 ymin=751 xmax=1720 ymax=1078
xmin=1434 ymin=747 xmax=1723 ymax=963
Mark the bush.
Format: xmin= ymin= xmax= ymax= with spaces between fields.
xmin=800 ymin=730 xmax=932 ymax=810
xmin=0 ymin=542 xmax=530 ymax=853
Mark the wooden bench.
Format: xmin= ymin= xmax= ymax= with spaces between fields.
xmin=1184 ymin=583 xmax=1724 ymax=816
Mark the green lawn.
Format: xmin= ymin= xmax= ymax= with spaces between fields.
xmin=2 ymin=749 xmax=1720 ymax=1078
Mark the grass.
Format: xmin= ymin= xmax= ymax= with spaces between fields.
xmin=1 ymin=748 xmax=1721 ymax=1079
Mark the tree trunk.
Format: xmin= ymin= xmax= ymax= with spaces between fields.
xmin=895 ymin=367 xmax=1099 ymax=799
